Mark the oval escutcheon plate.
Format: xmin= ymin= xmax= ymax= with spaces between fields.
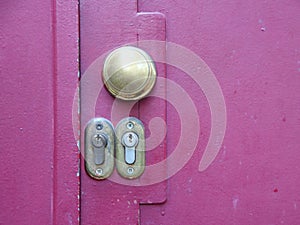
xmin=85 ymin=118 xmax=115 ymax=180
xmin=115 ymin=117 xmax=145 ymax=179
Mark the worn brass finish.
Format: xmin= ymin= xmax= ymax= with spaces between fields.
xmin=102 ymin=46 xmax=157 ymax=101
xmin=115 ymin=117 xmax=145 ymax=179
xmin=85 ymin=118 xmax=115 ymax=180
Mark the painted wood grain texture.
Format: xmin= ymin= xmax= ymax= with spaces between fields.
xmin=0 ymin=0 xmax=79 ymax=224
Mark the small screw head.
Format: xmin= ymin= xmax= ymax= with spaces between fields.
xmin=127 ymin=167 xmax=134 ymax=174
xmin=127 ymin=122 xmax=134 ymax=129
xmin=95 ymin=168 xmax=103 ymax=176
xmin=96 ymin=123 xmax=103 ymax=130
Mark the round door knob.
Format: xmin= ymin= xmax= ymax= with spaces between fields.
xmin=102 ymin=46 xmax=157 ymax=101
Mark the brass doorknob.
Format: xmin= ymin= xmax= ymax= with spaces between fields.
xmin=102 ymin=46 xmax=157 ymax=101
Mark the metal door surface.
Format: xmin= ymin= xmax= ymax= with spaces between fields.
xmin=1 ymin=0 xmax=300 ymax=225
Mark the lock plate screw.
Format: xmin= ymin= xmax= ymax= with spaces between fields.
xmin=127 ymin=122 xmax=134 ymax=129
xmin=127 ymin=167 xmax=134 ymax=174
xmin=95 ymin=168 xmax=103 ymax=176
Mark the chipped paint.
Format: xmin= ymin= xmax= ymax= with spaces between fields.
xmin=232 ymin=197 xmax=239 ymax=210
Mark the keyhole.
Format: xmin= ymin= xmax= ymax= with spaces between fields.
xmin=129 ymin=133 xmax=133 ymax=143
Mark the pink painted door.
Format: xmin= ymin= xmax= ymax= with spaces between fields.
xmin=1 ymin=0 xmax=300 ymax=225
xmin=80 ymin=1 xmax=300 ymax=224
xmin=0 ymin=1 xmax=79 ymax=224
